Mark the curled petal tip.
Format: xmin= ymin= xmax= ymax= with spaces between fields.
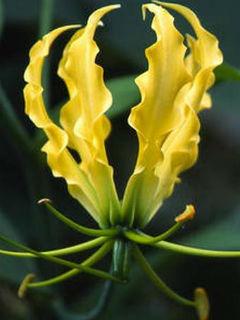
xmin=37 ymin=198 xmax=52 ymax=205
xmin=18 ymin=273 xmax=35 ymax=298
xmin=175 ymin=204 xmax=196 ymax=223
xmin=67 ymin=24 xmax=82 ymax=28
xmin=194 ymin=287 xmax=210 ymax=320
xmin=142 ymin=5 xmax=147 ymax=20
xmin=141 ymin=4 xmax=157 ymax=20
xmin=98 ymin=20 xmax=104 ymax=27
xmin=151 ymin=1 xmax=165 ymax=5
xmin=99 ymin=4 xmax=121 ymax=12
xmin=112 ymin=4 xmax=121 ymax=9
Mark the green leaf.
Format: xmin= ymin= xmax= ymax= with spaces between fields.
xmin=52 ymin=279 xmax=113 ymax=320
xmin=215 ymin=63 xmax=240 ymax=83
xmin=0 ymin=0 xmax=4 ymax=39
xmin=0 ymin=208 xmax=38 ymax=284
xmin=0 ymin=82 xmax=32 ymax=157
xmin=178 ymin=207 xmax=240 ymax=250
xmin=210 ymin=81 xmax=240 ymax=142
xmin=106 ymin=75 xmax=140 ymax=119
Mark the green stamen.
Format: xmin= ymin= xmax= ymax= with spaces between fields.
xmin=28 ymin=241 xmax=113 ymax=288
xmin=124 ymin=222 xmax=183 ymax=245
xmin=18 ymin=273 xmax=35 ymax=298
xmin=133 ymin=244 xmax=195 ymax=308
xmin=0 ymin=236 xmax=107 ymax=258
xmin=154 ymin=241 xmax=240 ymax=258
xmin=0 ymin=235 xmax=123 ymax=283
xmin=41 ymin=200 xmax=119 ymax=237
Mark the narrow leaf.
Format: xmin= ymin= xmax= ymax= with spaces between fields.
xmin=215 ymin=62 xmax=240 ymax=83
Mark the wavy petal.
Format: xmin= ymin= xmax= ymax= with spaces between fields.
xmin=123 ymin=3 xmax=222 ymax=227
xmin=57 ymin=5 xmax=121 ymax=226
xmin=159 ymin=2 xmax=223 ymax=111
xmin=151 ymin=93 xmax=200 ymax=219
xmin=122 ymin=4 xmax=190 ymax=226
xmin=24 ymin=24 xmax=112 ymax=227
xmin=185 ymin=34 xmax=212 ymax=110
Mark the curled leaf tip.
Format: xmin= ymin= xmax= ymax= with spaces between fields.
xmin=37 ymin=198 xmax=52 ymax=205
xmin=18 ymin=273 xmax=36 ymax=298
xmin=175 ymin=204 xmax=196 ymax=223
xmin=194 ymin=287 xmax=210 ymax=320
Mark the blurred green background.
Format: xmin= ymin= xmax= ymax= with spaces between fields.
xmin=1 ymin=0 xmax=240 ymax=319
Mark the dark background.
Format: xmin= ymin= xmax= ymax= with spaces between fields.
xmin=0 ymin=0 xmax=240 ymax=319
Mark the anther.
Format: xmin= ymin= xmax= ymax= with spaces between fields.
xmin=175 ymin=204 xmax=196 ymax=223
xmin=37 ymin=198 xmax=52 ymax=205
xmin=18 ymin=273 xmax=35 ymax=298
xmin=194 ymin=287 xmax=210 ymax=320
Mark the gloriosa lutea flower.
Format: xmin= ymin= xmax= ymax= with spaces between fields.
xmin=3 ymin=2 xmax=240 ymax=318
xmin=24 ymin=3 xmax=222 ymax=228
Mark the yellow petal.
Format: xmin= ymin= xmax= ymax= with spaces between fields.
xmin=57 ymin=5 xmax=121 ymax=226
xmin=130 ymin=4 xmax=191 ymax=145
xmin=159 ymin=1 xmax=223 ymax=111
xmin=23 ymin=24 xmax=112 ymax=227
xmin=151 ymin=104 xmax=200 ymax=220
xmin=185 ymin=34 xmax=212 ymax=110
xmin=122 ymin=3 xmax=191 ymax=226
xmin=123 ymin=3 xmax=222 ymax=227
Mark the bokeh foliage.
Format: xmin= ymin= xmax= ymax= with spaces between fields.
xmin=0 ymin=0 xmax=240 ymax=319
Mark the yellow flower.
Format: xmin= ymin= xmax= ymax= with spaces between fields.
xmin=24 ymin=3 xmax=222 ymax=230
xmin=4 ymin=3 xmax=240 ymax=316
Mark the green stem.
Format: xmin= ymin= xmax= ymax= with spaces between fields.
xmin=0 ymin=0 xmax=4 ymax=38
xmin=38 ymin=0 xmax=55 ymax=108
xmin=154 ymin=241 xmax=240 ymax=258
xmin=0 ymin=235 xmax=122 ymax=283
xmin=0 ymin=82 xmax=32 ymax=157
xmin=0 ymin=237 xmax=107 ymax=258
xmin=28 ymin=241 xmax=113 ymax=288
xmin=38 ymin=0 xmax=55 ymax=37
xmin=124 ymin=222 xmax=182 ymax=245
xmin=44 ymin=202 xmax=118 ymax=237
xmin=80 ymin=278 xmax=113 ymax=320
xmin=133 ymin=244 xmax=195 ymax=308
xmin=112 ymin=239 xmax=131 ymax=280
xmin=24 ymin=165 xmax=55 ymax=247
xmin=53 ymin=268 xmax=114 ymax=320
